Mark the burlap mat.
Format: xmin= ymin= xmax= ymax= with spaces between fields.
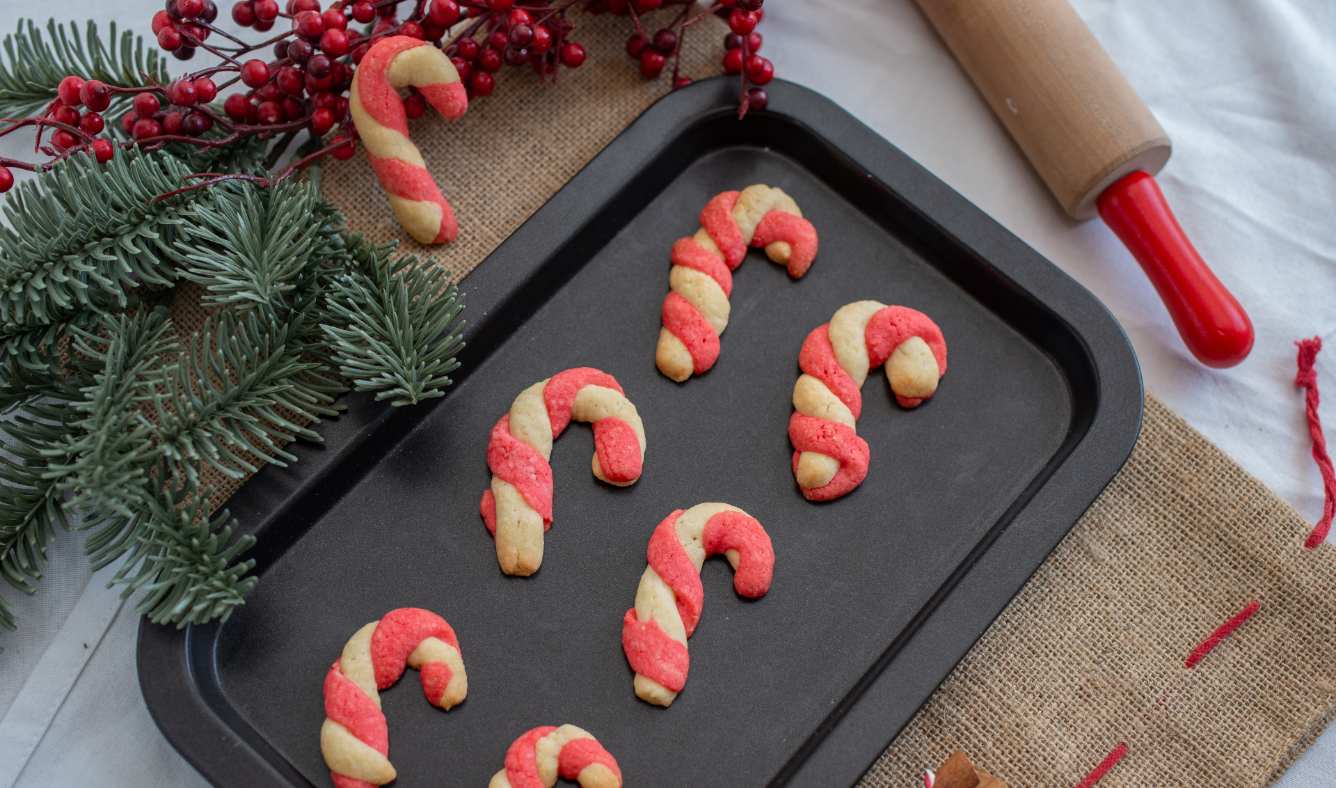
xmin=320 ymin=12 xmax=1336 ymax=786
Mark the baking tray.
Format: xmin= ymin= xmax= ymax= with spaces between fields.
xmin=138 ymin=77 xmax=1142 ymax=787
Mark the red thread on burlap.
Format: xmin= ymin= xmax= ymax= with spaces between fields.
xmin=1075 ymin=742 xmax=1127 ymax=787
xmin=1184 ymin=600 xmax=1260 ymax=668
xmin=1296 ymin=338 xmax=1335 ymax=549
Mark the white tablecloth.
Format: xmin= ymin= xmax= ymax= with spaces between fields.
xmin=2 ymin=0 xmax=1333 ymax=784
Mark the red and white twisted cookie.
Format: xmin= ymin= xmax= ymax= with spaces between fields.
xmin=489 ymin=725 xmax=622 ymax=788
xmin=350 ymin=36 xmax=467 ymax=245
xmin=480 ymin=367 xmax=646 ymax=576
xmin=789 ymin=300 xmax=948 ymax=502
xmin=621 ymin=502 xmax=775 ymax=707
xmin=320 ymin=607 xmax=467 ymax=787
xmin=656 ymin=184 xmax=819 ymax=382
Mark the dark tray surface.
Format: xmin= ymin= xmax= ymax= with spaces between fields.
xmin=139 ymin=78 xmax=1141 ymax=788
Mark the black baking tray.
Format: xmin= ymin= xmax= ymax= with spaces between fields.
xmin=138 ymin=77 xmax=1142 ymax=787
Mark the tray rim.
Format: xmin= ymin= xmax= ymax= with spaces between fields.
xmin=137 ymin=76 xmax=1143 ymax=787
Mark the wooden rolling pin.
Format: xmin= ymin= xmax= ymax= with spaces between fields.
xmin=915 ymin=0 xmax=1254 ymax=368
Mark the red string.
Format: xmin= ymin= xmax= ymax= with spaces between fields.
xmin=1184 ymin=600 xmax=1260 ymax=669
xmin=1296 ymin=337 xmax=1335 ymax=549
xmin=1075 ymin=742 xmax=1127 ymax=788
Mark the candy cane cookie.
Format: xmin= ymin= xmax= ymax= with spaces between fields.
xmin=488 ymin=725 xmax=622 ymax=788
xmin=480 ymin=367 xmax=646 ymax=576
xmin=621 ymin=502 xmax=775 ymax=707
xmin=656 ymin=184 xmax=819 ymax=382
xmin=789 ymin=301 xmax=947 ymax=502
xmin=320 ymin=607 xmax=467 ymax=787
xmin=350 ymin=36 xmax=467 ymax=245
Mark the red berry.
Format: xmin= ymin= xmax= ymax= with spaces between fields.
xmin=282 ymin=96 xmax=305 ymax=120
xmin=58 ymin=76 xmax=85 ymax=107
xmin=51 ymin=105 xmax=80 ymax=126
xmin=309 ymin=106 xmax=335 ymax=134
xmin=289 ymin=0 xmax=320 ymax=12
xmin=162 ymin=111 xmax=184 ymax=134
xmin=183 ymin=111 xmax=210 ymax=134
xmin=288 ymin=38 xmax=313 ymax=62
xmin=240 ymin=59 xmax=270 ymax=87
xmin=428 ymin=0 xmax=459 ymax=25
xmin=487 ymin=29 xmax=508 ymax=50
xmin=456 ymin=38 xmax=479 ymax=60
xmin=724 ymin=32 xmax=742 ymax=49
xmin=673 ymin=75 xmax=692 ymax=90
xmin=172 ymin=44 xmax=197 ymax=61
xmin=295 ymin=10 xmax=324 ymax=37
xmin=170 ymin=80 xmax=198 ymax=105
xmin=91 ymin=138 xmax=115 ymax=162
xmin=487 ymin=0 xmax=511 ymax=10
xmin=201 ymin=0 xmax=219 ymax=22
xmin=728 ymin=9 xmax=757 ymax=34
xmin=404 ymin=92 xmax=427 ymax=119
xmin=559 ymin=41 xmax=585 ymax=68
xmin=451 ymin=56 xmax=472 ymax=82
xmin=0 ymin=167 xmax=13 ymax=193
xmin=232 ymin=1 xmax=256 ymax=25
xmin=254 ymin=0 xmax=280 ymax=19
xmin=193 ymin=77 xmax=217 ymax=103
xmin=625 ymin=33 xmax=647 ymax=59
xmin=51 ymin=130 xmax=78 ymax=150
xmin=79 ymin=112 xmax=105 ymax=134
xmin=132 ymin=118 xmax=162 ymax=139
xmin=275 ymin=66 xmax=303 ymax=95
xmin=421 ymin=21 xmax=446 ymax=41
xmin=319 ymin=28 xmax=348 ymax=54
xmin=329 ymin=60 xmax=351 ymax=88
xmin=119 ymin=113 xmax=136 ymax=133
xmin=331 ymin=136 xmax=356 ymax=159
xmin=652 ymin=28 xmax=676 ymax=53
xmin=745 ymin=54 xmax=773 ymax=84
xmin=223 ymin=93 xmax=252 ymax=120
xmin=747 ymin=31 xmax=762 ymax=51
xmin=507 ymin=8 xmax=530 ymax=25
xmin=256 ymin=100 xmax=282 ymax=124
xmin=255 ymin=83 xmax=282 ymax=101
xmin=152 ymin=10 xmax=175 ymax=33
xmin=469 ymin=70 xmax=494 ymax=96
xmin=321 ymin=7 xmax=347 ymax=28
xmin=723 ymin=48 xmax=743 ymax=74
xmin=178 ymin=0 xmax=204 ymax=17
xmin=478 ymin=47 xmax=502 ymax=72
xmin=503 ymin=45 xmax=528 ymax=66
xmin=157 ymin=27 xmax=183 ymax=50
xmin=133 ymin=92 xmax=162 ymax=117
xmin=634 ymin=0 xmax=660 ymax=9
xmin=530 ymin=25 xmax=552 ymax=53
xmin=79 ymin=80 xmax=112 ymax=111
xmin=508 ymin=23 xmax=532 ymax=47
xmin=639 ymin=49 xmax=665 ymax=78
xmin=746 ymin=85 xmax=767 ymax=111
xmin=351 ymin=0 xmax=374 ymax=20
xmin=399 ymin=21 xmax=423 ymax=39
xmin=351 ymin=44 xmax=369 ymax=63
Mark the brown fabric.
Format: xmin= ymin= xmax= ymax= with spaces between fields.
xmin=237 ymin=11 xmax=1334 ymax=785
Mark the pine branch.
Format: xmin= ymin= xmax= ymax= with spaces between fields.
xmin=0 ymin=150 xmax=196 ymax=326
xmin=0 ymin=19 xmax=168 ymax=118
xmin=151 ymin=306 xmax=342 ymax=487
xmin=174 ymin=179 xmax=343 ymax=309
xmin=321 ymin=236 xmax=466 ymax=406
xmin=0 ymin=400 xmax=72 ymax=629
xmin=112 ymin=492 xmax=256 ymax=627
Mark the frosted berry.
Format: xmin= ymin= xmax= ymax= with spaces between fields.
xmin=58 ymin=76 xmax=85 ymax=107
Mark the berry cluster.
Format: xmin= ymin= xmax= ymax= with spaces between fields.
xmin=0 ymin=0 xmax=773 ymax=194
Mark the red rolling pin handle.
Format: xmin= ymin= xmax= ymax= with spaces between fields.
xmin=1096 ymin=172 xmax=1254 ymax=368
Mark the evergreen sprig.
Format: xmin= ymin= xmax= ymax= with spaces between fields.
xmin=322 ymin=236 xmax=466 ymax=407
xmin=0 ymin=148 xmax=468 ymax=629
xmin=0 ymin=19 xmax=168 ymax=118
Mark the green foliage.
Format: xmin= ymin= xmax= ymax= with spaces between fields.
xmin=0 ymin=149 xmax=468 ymax=630
xmin=0 ymin=19 xmax=169 ymax=117
xmin=322 ymin=236 xmax=466 ymax=407
xmin=0 ymin=150 xmax=196 ymax=326
xmin=175 ymin=180 xmax=343 ymax=309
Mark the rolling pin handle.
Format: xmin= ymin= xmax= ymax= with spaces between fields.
xmin=1096 ymin=172 xmax=1254 ymax=368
